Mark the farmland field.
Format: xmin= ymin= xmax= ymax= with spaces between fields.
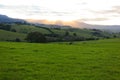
xmin=0 ymin=39 xmax=120 ymax=80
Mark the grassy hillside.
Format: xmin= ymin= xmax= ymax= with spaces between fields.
xmin=11 ymin=24 xmax=115 ymax=38
xmin=51 ymin=28 xmax=94 ymax=37
xmin=0 ymin=29 xmax=26 ymax=41
xmin=11 ymin=24 xmax=51 ymax=34
xmin=0 ymin=39 xmax=120 ymax=80
xmin=0 ymin=23 xmax=118 ymax=42
xmin=11 ymin=24 xmax=92 ymax=37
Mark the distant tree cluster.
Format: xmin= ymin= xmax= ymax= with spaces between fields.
xmin=26 ymin=32 xmax=46 ymax=43
xmin=26 ymin=31 xmax=100 ymax=43
xmin=0 ymin=24 xmax=11 ymax=31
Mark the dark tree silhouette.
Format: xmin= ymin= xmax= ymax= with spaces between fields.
xmin=73 ymin=33 xmax=77 ymax=37
xmin=11 ymin=29 xmax=16 ymax=32
xmin=15 ymin=38 xmax=21 ymax=42
xmin=65 ymin=31 xmax=69 ymax=36
xmin=26 ymin=32 xmax=46 ymax=43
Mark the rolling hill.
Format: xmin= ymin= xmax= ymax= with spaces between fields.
xmin=26 ymin=19 xmax=120 ymax=32
xmin=0 ymin=23 xmax=118 ymax=42
xmin=0 ymin=14 xmax=120 ymax=32
xmin=0 ymin=14 xmax=26 ymax=24
xmin=0 ymin=14 xmax=119 ymax=42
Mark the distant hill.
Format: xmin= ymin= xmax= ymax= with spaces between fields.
xmin=0 ymin=14 xmax=119 ymax=42
xmin=1 ymin=23 xmax=119 ymax=42
xmin=77 ymin=23 xmax=120 ymax=33
xmin=0 ymin=14 xmax=120 ymax=32
xmin=27 ymin=19 xmax=120 ymax=32
xmin=0 ymin=14 xmax=26 ymax=23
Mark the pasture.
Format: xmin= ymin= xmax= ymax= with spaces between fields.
xmin=0 ymin=39 xmax=120 ymax=80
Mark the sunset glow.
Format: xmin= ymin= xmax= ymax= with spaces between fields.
xmin=0 ymin=0 xmax=120 ymax=25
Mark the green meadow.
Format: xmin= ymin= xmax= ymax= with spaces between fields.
xmin=0 ymin=39 xmax=120 ymax=80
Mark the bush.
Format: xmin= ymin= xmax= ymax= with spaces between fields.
xmin=11 ymin=29 xmax=16 ymax=32
xmin=26 ymin=32 xmax=46 ymax=43
xmin=15 ymin=38 xmax=21 ymax=42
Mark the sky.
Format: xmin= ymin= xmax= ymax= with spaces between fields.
xmin=0 ymin=0 xmax=120 ymax=25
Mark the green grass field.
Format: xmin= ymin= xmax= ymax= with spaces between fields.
xmin=0 ymin=39 xmax=120 ymax=80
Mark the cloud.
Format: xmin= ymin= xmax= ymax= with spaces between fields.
xmin=112 ymin=6 xmax=120 ymax=14
xmin=0 ymin=0 xmax=120 ymax=25
xmin=80 ymin=18 xmax=109 ymax=21
xmin=0 ymin=5 xmax=45 ymax=17
xmin=0 ymin=4 xmax=3 ymax=7
xmin=0 ymin=5 xmax=41 ymax=13
xmin=0 ymin=4 xmax=72 ymax=18
xmin=91 ymin=6 xmax=120 ymax=14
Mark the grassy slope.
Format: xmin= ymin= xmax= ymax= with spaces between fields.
xmin=51 ymin=28 xmax=114 ymax=38
xmin=12 ymin=24 xmax=51 ymax=34
xmin=12 ymin=24 xmax=92 ymax=37
xmin=0 ymin=29 xmax=26 ymax=41
xmin=0 ymin=39 xmax=120 ymax=80
xmin=12 ymin=24 xmax=113 ymax=38
xmin=0 ymin=24 xmax=115 ymax=41
xmin=51 ymin=28 xmax=92 ymax=37
xmin=0 ymin=24 xmax=52 ymax=41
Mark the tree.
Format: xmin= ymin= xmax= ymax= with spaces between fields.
xmin=26 ymin=32 xmax=46 ymax=43
xmin=15 ymin=38 xmax=21 ymax=42
xmin=73 ymin=33 xmax=77 ymax=37
xmin=113 ymin=35 xmax=117 ymax=38
xmin=11 ymin=29 xmax=16 ymax=32
xmin=65 ymin=31 xmax=69 ymax=36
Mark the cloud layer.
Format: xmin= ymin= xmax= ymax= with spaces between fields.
xmin=0 ymin=0 xmax=120 ymax=25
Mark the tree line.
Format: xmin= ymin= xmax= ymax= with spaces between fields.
xmin=26 ymin=31 xmax=99 ymax=43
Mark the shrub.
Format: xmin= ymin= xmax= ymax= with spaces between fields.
xmin=15 ymin=38 xmax=21 ymax=42
xmin=26 ymin=32 xmax=46 ymax=43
